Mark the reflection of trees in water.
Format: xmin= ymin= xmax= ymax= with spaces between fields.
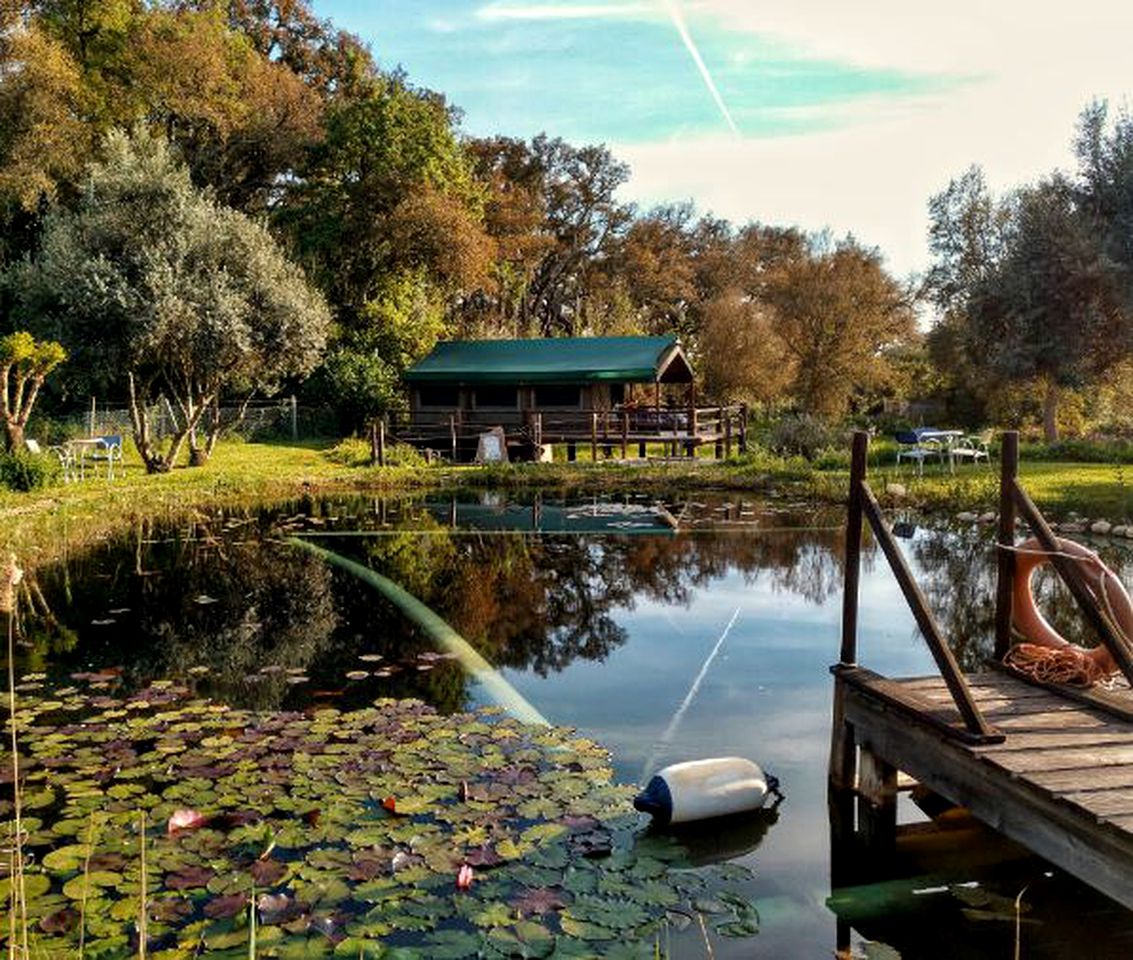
xmin=909 ymin=527 xmax=1133 ymax=671
xmin=353 ymin=521 xmax=850 ymax=677
xmin=27 ymin=498 xmax=861 ymax=709
xmin=30 ymin=517 xmax=340 ymax=710
xmin=911 ymin=528 xmax=999 ymax=672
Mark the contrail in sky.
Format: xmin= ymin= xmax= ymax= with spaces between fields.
xmin=660 ymin=0 xmax=740 ymax=137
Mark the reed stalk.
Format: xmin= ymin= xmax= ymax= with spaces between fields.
xmin=4 ymin=555 xmax=27 ymax=959
xmin=137 ymin=811 xmax=147 ymax=959
xmin=78 ymin=812 xmax=98 ymax=960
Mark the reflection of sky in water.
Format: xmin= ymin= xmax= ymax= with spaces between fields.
xmin=489 ymin=534 xmax=936 ymax=957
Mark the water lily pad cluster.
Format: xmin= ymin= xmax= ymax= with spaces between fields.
xmin=1 ymin=678 xmax=758 ymax=957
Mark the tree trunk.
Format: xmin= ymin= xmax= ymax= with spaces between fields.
xmin=3 ymin=421 xmax=24 ymax=452
xmin=1042 ymin=380 xmax=1060 ymax=442
xmin=128 ymin=373 xmax=166 ymax=474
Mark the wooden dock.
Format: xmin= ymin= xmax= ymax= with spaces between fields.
xmin=834 ymin=665 xmax=1133 ymax=909
xmin=831 ymin=429 xmax=1133 ymax=920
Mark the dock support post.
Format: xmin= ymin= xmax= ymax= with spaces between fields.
xmin=995 ymin=431 xmax=1019 ymax=660
xmin=857 ymin=746 xmax=897 ymax=853
xmin=841 ymin=431 xmax=867 ymax=666
xmin=370 ymin=419 xmax=386 ymax=467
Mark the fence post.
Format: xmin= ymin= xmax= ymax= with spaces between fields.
xmin=841 ymin=430 xmax=868 ymax=666
xmin=88 ymin=396 xmax=96 ymax=437
xmin=290 ymin=395 xmax=298 ymax=441
xmin=725 ymin=408 xmax=733 ymax=458
xmin=715 ymin=405 xmax=725 ymax=459
xmin=995 ymin=432 xmax=1019 ymax=660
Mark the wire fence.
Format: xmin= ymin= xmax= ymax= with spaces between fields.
xmin=45 ymin=397 xmax=336 ymax=443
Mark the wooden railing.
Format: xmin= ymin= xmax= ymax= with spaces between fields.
xmin=995 ymin=431 xmax=1133 ymax=685
xmin=391 ymin=405 xmax=748 ymax=460
xmin=840 ymin=430 xmax=999 ymax=742
xmin=839 ymin=428 xmax=1133 ymax=745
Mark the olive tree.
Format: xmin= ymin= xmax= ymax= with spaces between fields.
xmin=12 ymin=129 xmax=330 ymax=471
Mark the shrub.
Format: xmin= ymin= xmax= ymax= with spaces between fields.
xmin=766 ymin=413 xmax=844 ymax=461
xmin=0 ymin=450 xmax=62 ymax=491
xmin=325 ymin=437 xmax=428 ymax=468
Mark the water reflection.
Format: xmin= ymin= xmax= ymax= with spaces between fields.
xmin=10 ymin=495 xmax=1133 ymax=957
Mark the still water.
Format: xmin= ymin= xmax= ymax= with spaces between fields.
xmin=16 ymin=493 xmax=1133 ymax=957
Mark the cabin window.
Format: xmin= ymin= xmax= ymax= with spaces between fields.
xmin=533 ymin=385 xmax=581 ymax=408
xmin=418 ymin=387 xmax=459 ymax=408
xmin=609 ymin=383 xmax=626 ymax=406
xmin=474 ymin=386 xmax=518 ymax=408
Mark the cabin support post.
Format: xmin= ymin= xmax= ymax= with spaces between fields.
xmin=370 ymin=419 xmax=385 ymax=467
xmin=450 ymin=415 xmax=457 ymax=462
xmin=995 ymin=431 xmax=1019 ymax=660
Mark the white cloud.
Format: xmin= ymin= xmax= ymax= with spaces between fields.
xmin=614 ymin=1 xmax=1133 ymax=276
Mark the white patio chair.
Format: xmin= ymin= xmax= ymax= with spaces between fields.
xmin=894 ymin=430 xmax=944 ymax=476
xmin=950 ymin=432 xmax=992 ymax=466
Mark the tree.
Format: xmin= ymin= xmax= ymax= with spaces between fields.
xmin=966 ymin=177 xmax=1125 ymax=440
xmin=0 ymin=22 xmax=91 ymax=262
xmin=0 ymin=331 xmax=66 ymax=451
xmin=126 ymin=7 xmax=323 ymax=213
xmin=276 ymin=75 xmax=488 ymax=330
xmin=763 ymin=238 xmax=915 ymax=419
xmin=11 ymin=128 xmax=330 ymax=471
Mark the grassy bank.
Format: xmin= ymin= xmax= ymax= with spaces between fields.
xmin=3 ymin=437 xmax=1129 ymax=568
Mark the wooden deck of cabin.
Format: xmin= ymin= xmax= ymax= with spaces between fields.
xmin=834 ymin=665 xmax=1133 ymax=910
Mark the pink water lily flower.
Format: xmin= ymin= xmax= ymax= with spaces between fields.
xmin=167 ymin=808 xmax=209 ymax=834
xmin=456 ymin=864 xmax=474 ymax=890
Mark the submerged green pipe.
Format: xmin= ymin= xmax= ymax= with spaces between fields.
xmin=285 ymin=537 xmax=550 ymax=727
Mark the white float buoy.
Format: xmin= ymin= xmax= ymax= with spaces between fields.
xmin=633 ymin=757 xmax=781 ymax=826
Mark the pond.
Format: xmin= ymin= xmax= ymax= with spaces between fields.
xmin=7 ymin=493 xmax=1133 ymax=957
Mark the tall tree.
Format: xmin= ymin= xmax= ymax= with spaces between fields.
xmin=763 ymin=238 xmax=914 ymax=419
xmin=966 ymin=177 xmax=1125 ymax=439
xmin=276 ymin=75 xmax=488 ymax=329
xmin=10 ymin=129 xmax=330 ymax=470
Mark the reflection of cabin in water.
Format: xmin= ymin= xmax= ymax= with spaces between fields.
xmin=398 ymin=335 xmax=746 ymax=462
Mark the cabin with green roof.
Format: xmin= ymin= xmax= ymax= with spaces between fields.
xmin=399 ymin=335 xmax=744 ymax=461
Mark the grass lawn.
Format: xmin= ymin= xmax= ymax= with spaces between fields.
xmin=3 ymin=436 xmax=1131 ymax=569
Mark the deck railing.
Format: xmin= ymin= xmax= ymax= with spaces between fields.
xmin=391 ymin=404 xmax=747 ymax=460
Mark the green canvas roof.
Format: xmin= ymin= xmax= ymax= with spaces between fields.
xmin=404 ymin=336 xmax=691 ymax=385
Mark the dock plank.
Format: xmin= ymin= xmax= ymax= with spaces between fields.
xmin=840 ymin=668 xmax=1133 ymax=910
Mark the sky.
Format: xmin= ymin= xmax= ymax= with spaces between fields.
xmin=315 ymin=0 xmax=1133 ymax=278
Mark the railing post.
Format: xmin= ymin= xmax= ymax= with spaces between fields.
xmin=725 ymin=407 xmax=733 ymax=458
xmin=739 ymin=403 xmax=748 ymax=454
xmin=841 ymin=431 xmax=868 ymax=666
xmin=621 ymin=412 xmax=628 ymax=459
xmin=450 ymin=414 xmax=457 ymax=462
xmin=995 ymin=431 xmax=1018 ymax=659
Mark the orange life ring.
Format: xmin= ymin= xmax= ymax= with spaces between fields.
xmin=1011 ymin=536 xmax=1124 ymax=678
